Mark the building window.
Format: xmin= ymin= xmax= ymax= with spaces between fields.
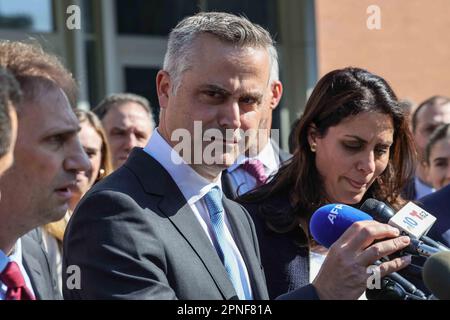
xmin=125 ymin=67 xmax=161 ymax=125
xmin=0 ymin=0 xmax=54 ymax=32
xmin=116 ymin=0 xmax=198 ymax=36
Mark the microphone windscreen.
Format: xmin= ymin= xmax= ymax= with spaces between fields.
xmin=310 ymin=204 xmax=373 ymax=248
xmin=423 ymin=251 xmax=450 ymax=300
xmin=360 ymin=198 xmax=394 ymax=223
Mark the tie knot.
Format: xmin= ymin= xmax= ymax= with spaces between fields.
xmin=241 ymin=159 xmax=267 ymax=185
xmin=0 ymin=261 xmax=26 ymax=288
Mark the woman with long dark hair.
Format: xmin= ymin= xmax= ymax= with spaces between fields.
xmin=239 ymin=67 xmax=416 ymax=299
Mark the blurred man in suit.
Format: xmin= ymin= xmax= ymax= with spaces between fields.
xmin=64 ymin=12 xmax=411 ymax=300
xmin=0 ymin=41 xmax=89 ymax=300
xmin=221 ymin=48 xmax=289 ymax=199
xmin=92 ymin=93 xmax=155 ymax=170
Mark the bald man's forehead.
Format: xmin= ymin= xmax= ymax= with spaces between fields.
xmin=418 ymin=103 xmax=450 ymax=123
xmin=103 ymin=102 xmax=152 ymax=131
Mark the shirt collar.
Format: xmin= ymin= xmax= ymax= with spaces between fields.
xmin=228 ymin=139 xmax=279 ymax=174
xmin=143 ymin=129 xmax=222 ymax=205
xmin=0 ymin=239 xmax=22 ymax=273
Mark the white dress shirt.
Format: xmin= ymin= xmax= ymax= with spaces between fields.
xmin=0 ymin=238 xmax=35 ymax=300
xmin=226 ymin=140 xmax=280 ymax=196
xmin=143 ymin=129 xmax=253 ymax=299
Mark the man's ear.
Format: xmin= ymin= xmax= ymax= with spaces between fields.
xmin=269 ymin=80 xmax=283 ymax=110
xmin=156 ymin=70 xmax=171 ymax=110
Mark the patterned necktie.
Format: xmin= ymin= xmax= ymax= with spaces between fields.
xmin=241 ymin=159 xmax=268 ymax=186
xmin=0 ymin=261 xmax=36 ymax=300
xmin=203 ymin=186 xmax=250 ymax=300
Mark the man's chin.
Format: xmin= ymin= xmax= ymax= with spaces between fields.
xmin=47 ymin=204 xmax=69 ymax=222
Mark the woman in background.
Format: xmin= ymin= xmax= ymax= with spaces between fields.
xmin=424 ymin=123 xmax=450 ymax=191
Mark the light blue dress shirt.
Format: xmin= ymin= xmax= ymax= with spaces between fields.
xmin=0 ymin=238 xmax=35 ymax=300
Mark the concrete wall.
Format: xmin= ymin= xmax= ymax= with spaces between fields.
xmin=315 ymin=0 xmax=450 ymax=104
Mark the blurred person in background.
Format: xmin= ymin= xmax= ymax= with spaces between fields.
xmin=424 ymin=123 xmax=450 ymax=191
xmin=221 ymin=45 xmax=288 ymax=200
xmin=404 ymin=96 xmax=450 ymax=200
xmin=415 ymin=124 xmax=450 ymax=271
xmin=92 ymin=93 xmax=155 ymax=170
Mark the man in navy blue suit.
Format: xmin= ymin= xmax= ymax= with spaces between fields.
xmin=419 ymin=184 xmax=450 ymax=247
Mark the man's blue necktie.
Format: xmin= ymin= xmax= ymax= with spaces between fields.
xmin=203 ymin=186 xmax=251 ymax=300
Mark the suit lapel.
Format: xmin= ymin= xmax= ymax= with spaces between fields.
xmin=21 ymin=236 xmax=47 ymax=300
xmin=223 ymin=198 xmax=268 ymax=300
xmin=125 ymin=149 xmax=238 ymax=299
xmin=221 ymin=171 xmax=238 ymax=200
xmin=158 ymin=195 xmax=238 ymax=299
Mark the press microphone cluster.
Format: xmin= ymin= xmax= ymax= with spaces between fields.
xmin=310 ymin=201 xmax=450 ymax=299
xmin=309 ymin=204 xmax=427 ymax=300
xmin=360 ymin=199 xmax=449 ymax=254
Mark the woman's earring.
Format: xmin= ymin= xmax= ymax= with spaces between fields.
xmin=98 ymin=168 xmax=106 ymax=179
xmin=310 ymin=144 xmax=317 ymax=153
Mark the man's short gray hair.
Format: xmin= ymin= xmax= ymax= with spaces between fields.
xmin=163 ymin=12 xmax=279 ymax=93
xmin=92 ymin=93 xmax=155 ymax=128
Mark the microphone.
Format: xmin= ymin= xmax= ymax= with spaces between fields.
xmin=422 ymin=251 xmax=450 ymax=300
xmin=360 ymin=199 xmax=449 ymax=252
xmin=309 ymin=204 xmax=373 ymax=248
xmin=309 ymin=204 xmax=426 ymax=299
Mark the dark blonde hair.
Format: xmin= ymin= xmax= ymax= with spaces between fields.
xmin=241 ymin=67 xmax=416 ymax=233
xmin=75 ymin=109 xmax=113 ymax=181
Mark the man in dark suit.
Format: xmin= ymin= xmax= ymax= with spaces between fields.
xmin=0 ymin=41 xmax=89 ymax=300
xmin=419 ymin=184 xmax=450 ymax=247
xmin=221 ymin=59 xmax=290 ymax=200
xmin=64 ymin=12 xmax=413 ymax=300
